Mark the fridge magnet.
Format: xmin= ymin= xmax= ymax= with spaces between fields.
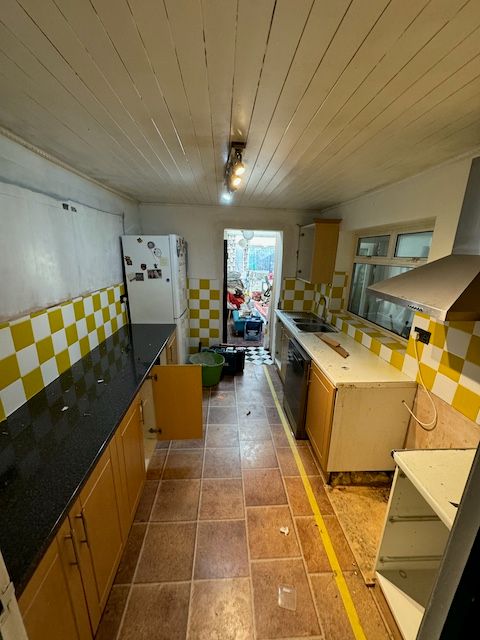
xmin=147 ymin=269 xmax=162 ymax=279
xmin=140 ymin=263 xmax=147 ymax=270
xmin=135 ymin=273 xmax=144 ymax=281
xmin=124 ymin=255 xmax=132 ymax=266
xmin=153 ymin=247 xmax=162 ymax=258
xmin=147 ymin=241 xmax=155 ymax=249
xmin=127 ymin=273 xmax=137 ymax=281
xmin=136 ymin=237 xmax=143 ymax=243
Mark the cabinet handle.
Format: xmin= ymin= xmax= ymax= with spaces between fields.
xmin=75 ymin=512 xmax=89 ymax=546
xmin=64 ymin=533 xmax=80 ymax=565
xmin=148 ymin=427 xmax=162 ymax=434
xmin=146 ymin=374 xmax=158 ymax=381
xmin=139 ymin=400 xmax=144 ymax=424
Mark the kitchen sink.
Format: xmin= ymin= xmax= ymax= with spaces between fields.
xmin=295 ymin=322 xmax=337 ymax=333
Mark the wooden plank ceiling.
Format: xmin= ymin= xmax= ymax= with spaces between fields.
xmin=1 ymin=0 xmax=480 ymax=208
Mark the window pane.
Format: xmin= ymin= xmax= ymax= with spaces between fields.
xmin=356 ymin=235 xmax=389 ymax=257
xmin=348 ymin=263 xmax=414 ymax=338
xmin=395 ymin=231 xmax=432 ymax=258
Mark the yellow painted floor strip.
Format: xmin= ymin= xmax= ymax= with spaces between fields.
xmin=264 ymin=366 xmax=367 ymax=640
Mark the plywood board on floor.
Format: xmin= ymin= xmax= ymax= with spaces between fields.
xmin=327 ymin=485 xmax=390 ymax=584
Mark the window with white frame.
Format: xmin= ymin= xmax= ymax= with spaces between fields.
xmin=348 ymin=227 xmax=433 ymax=338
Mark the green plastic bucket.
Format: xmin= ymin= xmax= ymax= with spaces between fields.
xmin=189 ymin=350 xmax=225 ymax=387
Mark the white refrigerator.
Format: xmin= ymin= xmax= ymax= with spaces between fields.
xmin=121 ymin=235 xmax=189 ymax=363
xmin=0 ymin=550 xmax=28 ymax=639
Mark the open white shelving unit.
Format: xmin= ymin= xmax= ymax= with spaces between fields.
xmin=375 ymin=448 xmax=476 ymax=640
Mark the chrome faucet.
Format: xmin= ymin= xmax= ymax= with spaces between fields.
xmin=314 ymin=295 xmax=328 ymax=320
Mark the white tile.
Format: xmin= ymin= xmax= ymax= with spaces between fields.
xmin=421 ymin=344 xmax=442 ymax=369
xmin=117 ymin=313 xmax=125 ymax=329
xmin=31 ymin=313 xmax=50 ymax=342
xmin=283 ymin=290 xmax=294 ymax=300
xmin=477 ymin=407 xmax=480 ymax=426
xmin=104 ymin=321 xmax=112 ymax=338
xmin=199 ymin=289 xmax=210 ymax=300
xmin=52 ymin=329 xmax=67 ymax=354
xmin=17 ymin=344 xmax=39 ymax=376
xmin=402 ymin=354 xmax=419 ymax=381
xmin=89 ymin=332 xmax=99 ymax=351
xmin=109 ymin=303 xmax=117 ymax=319
xmin=0 ymin=327 xmax=15 ymax=359
xmin=332 ymin=273 xmax=345 ymax=287
xmin=188 ymin=278 xmax=200 ymax=289
xmin=473 ymin=321 xmax=480 ymax=336
xmin=0 ymin=379 xmax=27 ymax=416
xmin=199 ymin=309 xmax=210 ymax=320
xmin=412 ymin=314 xmax=430 ymax=331
xmin=303 ymin=289 xmax=314 ymax=300
xmin=459 ymin=362 xmax=480 ymax=395
xmin=84 ymin=296 xmax=94 ymax=316
xmin=94 ymin=310 xmax=103 ymax=328
xmin=61 ymin=304 xmax=75 ymax=327
xmin=361 ymin=334 xmax=372 ymax=349
xmin=379 ymin=345 xmax=392 ymax=363
xmin=68 ymin=342 xmax=81 ymax=366
xmin=199 ymin=328 xmax=210 ymax=338
xmin=189 ymin=299 xmax=200 ymax=310
xmin=76 ymin=318 xmax=88 ymax=339
xmin=41 ymin=357 xmax=59 ymax=387
xmin=431 ymin=373 xmax=457 ymax=405
xmin=100 ymin=290 xmax=108 ymax=307
xmin=347 ymin=324 xmax=356 ymax=337
xmin=329 ymin=299 xmax=341 ymax=311
xmin=114 ymin=287 xmax=121 ymax=302
xmin=445 ymin=327 xmax=471 ymax=359
xmin=209 ymin=300 xmax=220 ymax=310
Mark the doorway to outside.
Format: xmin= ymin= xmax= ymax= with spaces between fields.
xmin=222 ymin=229 xmax=282 ymax=360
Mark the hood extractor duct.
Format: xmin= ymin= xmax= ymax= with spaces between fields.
xmin=368 ymin=157 xmax=480 ymax=321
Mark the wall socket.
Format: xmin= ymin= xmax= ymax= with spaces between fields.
xmin=414 ymin=326 xmax=431 ymax=345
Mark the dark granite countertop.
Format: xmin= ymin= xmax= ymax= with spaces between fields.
xmin=0 ymin=323 xmax=175 ymax=595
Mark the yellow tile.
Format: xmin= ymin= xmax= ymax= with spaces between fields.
xmin=22 ymin=367 xmax=44 ymax=400
xmin=429 ymin=322 xmax=448 ymax=349
xmin=370 ymin=339 xmax=381 ymax=355
xmin=294 ymin=290 xmax=304 ymax=300
xmin=0 ymin=399 xmax=5 ymax=423
xmin=119 ymin=283 xmax=125 ymax=295
xmin=282 ymin=301 xmax=293 ymax=311
xmin=97 ymin=326 xmax=106 ymax=344
xmin=284 ymin=280 xmax=295 ymax=290
xmin=210 ymin=290 xmax=220 ymax=300
xmin=418 ymin=362 xmax=436 ymax=389
xmin=448 ymin=320 xmax=475 ymax=334
xmin=302 ymin=301 xmax=311 ymax=311
xmin=331 ymin=287 xmax=344 ymax=299
xmin=190 ymin=328 xmax=199 ymax=338
xmin=199 ymin=319 xmax=209 ymax=329
xmin=122 ymin=311 xmax=127 ymax=325
xmin=93 ymin=293 xmax=101 ymax=311
xmin=199 ymin=300 xmax=209 ymax=309
xmin=189 ymin=309 xmax=200 ymax=319
xmin=107 ymin=288 xmax=115 ymax=304
xmin=438 ymin=352 xmax=464 ymax=382
xmin=0 ymin=354 xmax=21 ymax=390
xmin=36 ymin=336 xmax=54 ymax=364
xmin=354 ymin=330 xmax=363 ymax=343
xmin=48 ymin=308 xmax=64 ymax=333
xmin=11 ymin=320 xmax=35 ymax=351
xmin=86 ymin=314 xmax=96 ymax=333
xmin=189 ymin=290 xmax=200 ymax=299
xmin=74 ymin=300 xmax=85 ymax=321
xmin=385 ymin=341 xmax=405 ymax=350
xmin=115 ymin=301 xmax=122 ymax=315
xmin=65 ymin=324 xmax=79 ymax=346
xmin=111 ymin=317 xmax=118 ymax=333
xmin=304 ymin=282 xmax=315 ymax=291
xmin=452 ymin=385 xmax=480 ymax=422
xmin=466 ymin=335 xmax=480 ymax=366
xmin=210 ymin=309 xmax=220 ymax=320
xmin=209 ymin=328 xmax=220 ymax=338
xmin=390 ymin=350 xmax=405 ymax=371
xmin=79 ymin=336 xmax=90 ymax=357
xmin=199 ymin=279 xmax=210 ymax=289
xmin=55 ymin=350 xmax=71 ymax=375
xmin=102 ymin=307 xmax=110 ymax=323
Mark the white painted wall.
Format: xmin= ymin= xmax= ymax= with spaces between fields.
xmin=139 ymin=203 xmax=315 ymax=280
xmin=321 ymin=154 xmax=475 ymax=272
xmin=0 ymin=133 xmax=141 ymax=320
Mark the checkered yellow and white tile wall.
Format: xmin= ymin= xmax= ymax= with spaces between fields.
xmin=0 ymin=283 xmax=127 ymax=421
xmin=187 ymin=278 xmax=221 ymax=353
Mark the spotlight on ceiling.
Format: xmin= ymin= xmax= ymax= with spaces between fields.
xmin=225 ymin=142 xmax=246 ymax=195
xmin=221 ymin=192 xmax=232 ymax=203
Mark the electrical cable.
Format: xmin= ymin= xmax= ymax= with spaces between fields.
xmin=402 ymin=333 xmax=438 ymax=431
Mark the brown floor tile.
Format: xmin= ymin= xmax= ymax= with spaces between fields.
xmin=310 ymin=572 xmax=390 ymax=640
xmin=135 ymin=522 xmax=196 ymax=582
xmin=276 ymin=446 xmax=320 ymax=476
xmin=134 ymin=480 xmax=159 ymax=522
xmin=96 ymin=585 xmax=129 ymax=640
xmin=203 ymin=447 xmax=241 ymax=478
xmin=208 ymin=406 xmax=238 ymax=424
xmin=240 ymin=441 xmax=278 ymax=469
xmin=238 ymin=421 xmax=272 ymax=441
xmin=213 ymin=376 xmax=236 ymax=390
xmin=188 ymin=578 xmax=254 ymax=640
xmin=237 ymin=403 xmax=267 ymax=421
xmin=295 ymin=516 xmax=356 ymax=573
xmin=284 ymin=476 xmax=334 ymax=516
xmin=265 ymin=405 xmax=281 ymax=424
xmin=209 ymin=390 xmax=237 ymax=406
xmin=247 ymin=506 xmax=300 ymax=559
xmin=194 ymin=520 xmax=249 ymax=579
xmin=243 ymin=469 xmax=287 ymax=506
xmin=150 ymin=479 xmax=200 ymax=521
xmin=270 ymin=424 xmax=290 ymax=447
xmin=199 ymin=478 xmax=244 ymax=520
xmin=163 ymin=450 xmax=203 ymax=479
xmin=146 ymin=449 xmax=167 ymax=480
xmin=114 ymin=524 xmax=147 ymax=584
xmin=235 ymin=388 xmax=267 ymax=405
xmin=206 ymin=424 xmax=239 ymax=448
xmin=119 ymin=583 xmax=190 ymax=640
xmin=171 ymin=438 xmax=205 ymax=449
xmin=251 ymin=559 xmax=320 ymax=639
xmin=155 ymin=439 xmax=170 ymax=449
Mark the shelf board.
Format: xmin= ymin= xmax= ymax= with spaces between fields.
xmin=393 ymin=449 xmax=476 ymax=529
xmin=376 ymin=569 xmax=436 ymax=640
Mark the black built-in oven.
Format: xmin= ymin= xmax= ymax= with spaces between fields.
xmin=283 ymin=337 xmax=311 ymax=439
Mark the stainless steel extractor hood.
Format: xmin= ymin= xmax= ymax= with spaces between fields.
xmin=368 ymin=157 xmax=480 ymax=321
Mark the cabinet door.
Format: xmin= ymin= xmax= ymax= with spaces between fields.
xmin=71 ymin=448 xmax=124 ymax=632
xmin=166 ymin=332 xmax=178 ymax=364
xmin=19 ymin=520 xmax=91 ymax=640
xmin=310 ymin=220 xmax=340 ymax=284
xmin=296 ymin=224 xmax=315 ymax=280
xmin=150 ymin=364 xmax=202 ymax=440
xmin=305 ymin=363 xmax=335 ymax=472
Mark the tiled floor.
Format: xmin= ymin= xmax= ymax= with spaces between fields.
xmin=96 ymin=365 xmax=393 ymax=640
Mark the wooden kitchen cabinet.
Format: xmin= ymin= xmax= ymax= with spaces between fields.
xmin=305 ymin=363 xmax=336 ymax=473
xmin=19 ymin=519 xmax=92 ymax=640
xmin=296 ymin=219 xmax=340 ymax=284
